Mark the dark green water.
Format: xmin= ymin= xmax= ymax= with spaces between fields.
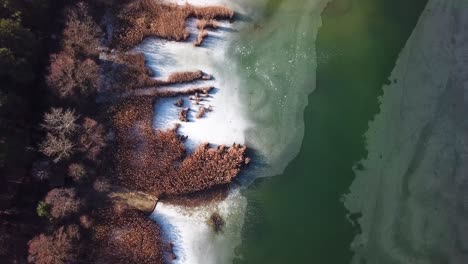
xmin=236 ymin=0 xmax=428 ymax=263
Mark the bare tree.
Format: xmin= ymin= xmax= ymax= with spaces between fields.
xmin=63 ymin=2 xmax=102 ymax=58
xmin=28 ymin=225 xmax=81 ymax=264
xmin=39 ymin=133 xmax=74 ymax=163
xmin=47 ymin=52 xmax=76 ymax=98
xmin=41 ymin=108 xmax=78 ymax=136
xmin=44 ymin=188 xmax=83 ymax=220
xmin=47 ymin=52 xmax=99 ymax=98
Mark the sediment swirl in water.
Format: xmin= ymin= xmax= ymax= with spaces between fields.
xmin=232 ymin=0 xmax=330 ymax=177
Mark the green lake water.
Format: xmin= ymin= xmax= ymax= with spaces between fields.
xmin=235 ymin=0 xmax=428 ymax=263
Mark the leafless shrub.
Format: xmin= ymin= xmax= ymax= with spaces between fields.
xmin=79 ymin=117 xmax=106 ymax=160
xmin=68 ymin=163 xmax=87 ymax=182
xmin=79 ymin=215 xmax=93 ymax=229
xmin=27 ymin=225 xmax=81 ymax=264
xmin=44 ymin=188 xmax=84 ymax=220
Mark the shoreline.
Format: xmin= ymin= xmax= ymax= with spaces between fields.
xmin=128 ymin=0 xmax=253 ymax=263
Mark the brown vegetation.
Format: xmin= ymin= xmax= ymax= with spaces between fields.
xmin=78 ymin=117 xmax=106 ymax=160
xmin=47 ymin=2 xmax=101 ymax=98
xmin=39 ymin=133 xmax=75 ymax=163
xmin=68 ymin=163 xmax=87 ymax=182
xmin=163 ymin=185 xmax=229 ymax=207
xmin=44 ymin=188 xmax=83 ymax=220
xmin=195 ymin=106 xmax=206 ymax=118
xmin=113 ymin=97 xmax=246 ymax=196
xmin=101 ymin=52 xmax=164 ymax=93
xmin=193 ymin=29 xmax=208 ymax=47
xmin=41 ymin=108 xmax=78 ymax=136
xmin=115 ymin=0 xmax=234 ymax=49
xmin=196 ymin=19 xmax=219 ymax=30
xmin=167 ymin=70 xmax=204 ymax=83
xmin=91 ymin=209 xmax=163 ymax=264
xmin=62 ymin=2 xmax=101 ymax=58
xmin=27 ymin=225 xmax=81 ymax=264
xmin=178 ymin=108 xmax=189 ymax=122
xmin=47 ymin=51 xmax=100 ymax=98
xmin=140 ymin=86 xmax=213 ymax=98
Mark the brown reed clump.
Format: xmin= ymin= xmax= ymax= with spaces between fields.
xmin=91 ymin=209 xmax=163 ymax=264
xmin=163 ymin=185 xmax=229 ymax=207
xmin=193 ymin=30 xmax=209 ymax=47
xmin=178 ymin=108 xmax=189 ymax=122
xmin=174 ymin=98 xmax=184 ymax=107
xmin=115 ymin=0 xmax=234 ymax=49
xmin=167 ymin=70 xmax=203 ymax=83
xmin=195 ymin=107 xmax=206 ymax=118
xmin=112 ymin=97 xmax=246 ymax=197
xmin=188 ymin=4 xmax=234 ymax=20
xmin=196 ymin=19 xmax=219 ymax=30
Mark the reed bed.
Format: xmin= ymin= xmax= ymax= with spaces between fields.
xmin=115 ymin=0 xmax=234 ymax=49
xmin=166 ymin=70 xmax=204 ymax=83
xmin=196 ymin=19 xmax=219 ymax=30
xmin=112 ymin=97 xmax=246 ymax=197
xmin=91 ymin=208 xmax=163 ymax=264
xmin=193 ymin=29 xmax=209 ymax=47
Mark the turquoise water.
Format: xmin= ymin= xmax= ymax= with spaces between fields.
xmin=234 ymin=0 xmax=428 ymax=263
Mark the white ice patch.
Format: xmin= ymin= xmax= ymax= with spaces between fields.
xmin=151 ymin=189 xmax=247 ymax=264
xmin=135 ymin=17 xmax=249 ymax=151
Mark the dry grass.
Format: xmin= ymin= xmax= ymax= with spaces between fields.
xmin=91 ymin=209 xmax=163 ymax=264
xmin=196 ymin=19 xmax=219 ymax=30
xmin=193 ymin=30 xmax=208 ymax=47
xmin=115 ymin=0 xmax=234 ymax=49
xmin=167 ymin=70 xmax=204 ymax=83
xmin=162 ymin=185 xmax=229 ymax=207
xmin=195 ymin=107 xmax=206 ymax=118
xmin=112 ymin=97 xmax=246 ymax=196
xmin=178 ymin=108 xmax=189 ymax=122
